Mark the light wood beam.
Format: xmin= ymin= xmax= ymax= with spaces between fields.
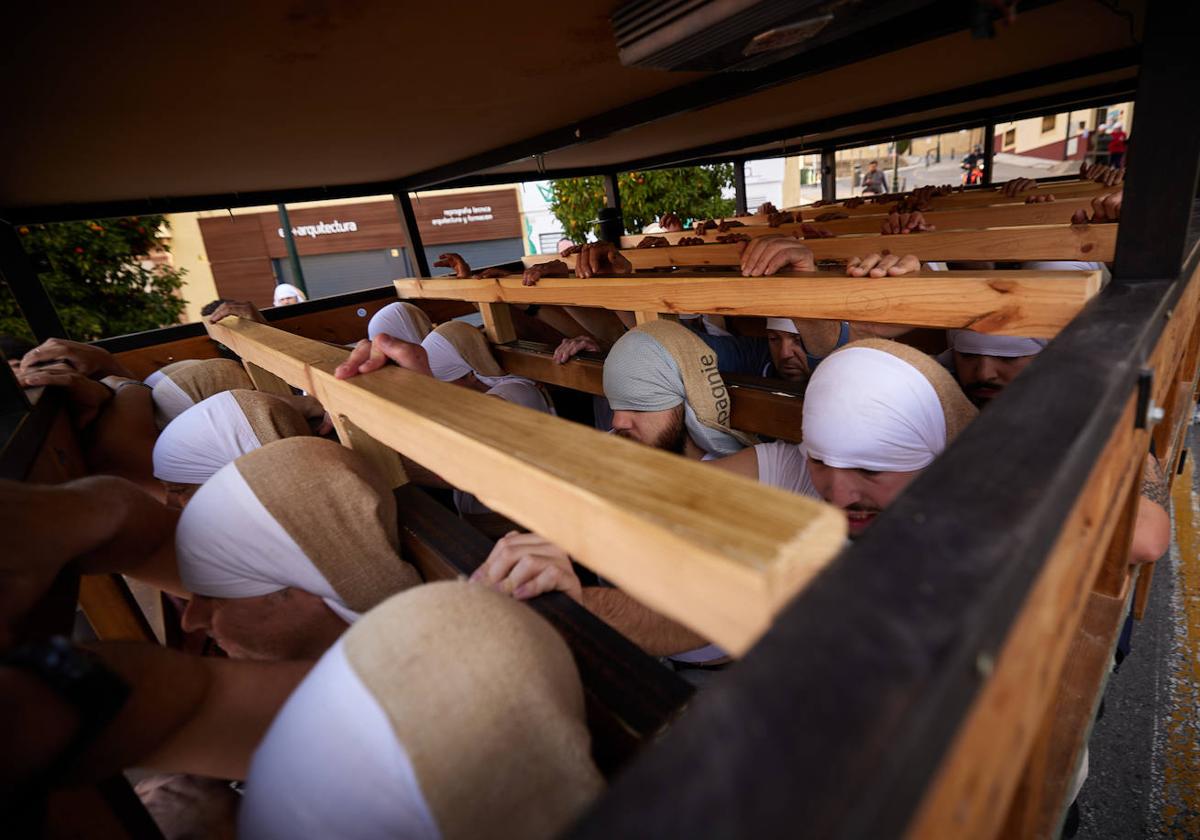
xmin=204 ymin=316 xmax=846 ymax=656
xmin=397 ymin=269 xmax=1102 ymax=338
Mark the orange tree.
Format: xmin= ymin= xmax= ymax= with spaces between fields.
xmin=0 ymin=215 xmax=187 ymax=342
xmin=545 ymin=165 xmax=736 ymax=242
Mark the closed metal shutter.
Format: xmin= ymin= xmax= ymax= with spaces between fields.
xmin=275 ymin=238 xmax=524 ymax=301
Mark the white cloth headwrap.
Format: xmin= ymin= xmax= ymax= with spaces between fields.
xmin=368 ymin=302 xmax=433 ymax=343
xmin=948 ymin=330 xmax=1048 ymax=358
xmin=153 ymin=391 xmax=261 ymax=484
xmin=143 ymin=369 xmax=166 ymax=388
xmin=273 ymin=283 xmax=306 ymax=305
xmin=420 ymin=331 xmax=535 ymax=390
xmin=240 ymin=641 xmax=437 ymax=840
xmin=602 ymin=329 xmax=745 ymax=456
xmin=175 ymin=462 xmax=359 ymax=623
xmin=803 ymin=346 xmax=946 ymax=471
xmin=151 ymin=377 xmax=196 ymax=430
xmin=765 ymin=317 xmax=800 ymax=334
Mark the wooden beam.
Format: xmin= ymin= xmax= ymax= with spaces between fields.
xmin=204 ymin=316 xmax=846 ymax=656
xmin=785 ymin=180 xmax=1117 ymax=216
xmin=906 ymin=392 xmax=1142 ymax=840
xmin=242 ymin=361 xmax=294 ymax=396
xmin=620 ymin=198 xmax=1103 ymax=246
xmin=532 ymin=225 xmax=1116 ymax=270
xmin=479 ymin=301 xmax=518 ymax=343
xmin=492 ymin=344 xmax=805 ymax=442
xmin=397 ymin=270 xmax=1102 ymax=338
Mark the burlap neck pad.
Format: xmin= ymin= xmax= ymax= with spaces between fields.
xmin=840 ymin=338 xmax=977 ymax=442
xmin=431 ymin=321 xmax=505 ymax=377
xmin=635 ymin=320 xmax=758 ymax=448
xmin=343 ymin=581 xmax=602 ymax=840
xmin=169 ymin=358 xmax=253 ymax=404
xmin=231 ymin=390 xmax=312 ymax=444
xmin=235 ymin=438 xmax=419 ymax=613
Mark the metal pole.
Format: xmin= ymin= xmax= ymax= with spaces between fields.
xmin=599 ymin=173 xmax=624 ymax=243
xmin=891 ymin=138 xmax=899 ymax=194
xmin=734 ymin=161 xmax=748 ymax=215
xmin=1111 ymin=0 xmax=1200 ymax=282
xmin=981 ymin=122 xmax=996 ymax=186
xmin=820 ymin=149 xmax=837 ymax=202
xmin=1062 ymin=110 xmax=1072 ymax=162
xmin=393 ymin=192 xmax=431 ymax=277
xmin=275 ymin=204 xmax=308 ymax=297
xmin=0 ymin=222 xmax=67 ymax=341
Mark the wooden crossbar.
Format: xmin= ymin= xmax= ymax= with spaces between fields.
xmin=203 ymin=316 xmax=847 ymax=655
xmin=531 ymin=225 xmax=1116 ymax=270
xmin=396 ymin=270 xmax=1102 ymax=337
xmin=620 ymin=198 xmax=1104 ymax=247
xmin=784 ymin=180 xmax=1117 ymax=216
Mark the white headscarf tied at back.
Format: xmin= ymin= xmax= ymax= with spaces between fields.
xmin=151 ymin=358 xmax=254 ymax=430
xmin=273 ymin=283 xmax=306 ymax=305
xmin=765 ymin=318 xmax=801 ymax=334
xmin=153 ymin=390 xmax=311 ymax=485
xmin=240 ymin=581 xmax=602 ymax=840
xmin=421 ymin=322 xmax=543 ymax=393
xmin=175 ymin=437 xmax=419 ymax=623
xmin=803 ymin=339 xmax=976 ymax=472
xmin=947 ymin=330 xmax=1048 ymax=358
xmin=368 ymin=302 xmax=434 ymax=343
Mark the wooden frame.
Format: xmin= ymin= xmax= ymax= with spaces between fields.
xmin=203 ymin=316 xmax=847 ymax=656
xmin=620 ymin=197 xmax=1105 ymax=245
xmin=397 ymin=269 xmax=1102 ymax=337
xmin=530 ymin=224 xmax=1117 ymax=269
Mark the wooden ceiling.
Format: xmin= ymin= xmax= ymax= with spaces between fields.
xmin=0 ymin=0 xmax=1143 ymax=220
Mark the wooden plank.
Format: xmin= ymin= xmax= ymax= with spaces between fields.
xmin=634 ymin=311 xmax=677 ymax=324
xmin=112 ymin=334 xmax=223 ymax=379
xmin=330 ymin=413 xmax=409 ymax=489
xmin=621 ymin=198 xmax=1103 ymax=246
xmin=1090 ymin=452 xmax=1145 ymax=598
xmin=394 ymin=484 xmax=693 ymax=775
xmin=204 ymin=316 xmax=847 ymax=656
xmin=532 ymin=225 xmax=1116 ymax=270
xmin=479 ymin=301 xmax=518 ymax=343
xmin=786 ymin=180 xmax=1116 ymax=216
xmin=999 ymin=589 xmax=1128 ymax=840
xmin=492 ymin=344 xmax=804 ymax=442
xmin=397 ymin=269 xmax=1102 ymax=338
xmin=906 ymin=391 xmax=1142 ymax=840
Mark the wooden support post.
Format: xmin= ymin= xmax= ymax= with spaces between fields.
xmin=634 ymin=311 xmax=678 ymax=324
xmin=734 ymin=160 xmax=748 ymax=216
xmin=242 ymin=360 xmax=294 ymax=396
xmin=330 ymin=413 xmax=409 ymax=489
xmin=78 ymin=575 xmax=158 ymax=643
xmin=397 ymin=269 xmax=1101 ymax=338
xmin=820 ymin=149 xmax=836 ymax=203
xmin=204 ymin=316 xmax=846 ymax=656
xmin=479 ymin=301 xmax=518 ymax=344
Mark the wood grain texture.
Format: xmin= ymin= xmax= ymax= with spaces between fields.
xmin=396 ymin=269 xmax=1101 ymax=337
xmin=622 ymin=198 xmax=1103 ymax=245
xmin=532 ymin=225 xmax=1116 ymax=269
xmin=784 ymin=180 xmax=1117 ymax=216
xmin=479 ymin=301 xmax=517 ymax=343
xmin=204 ymin=316 xmax=847 ymax=655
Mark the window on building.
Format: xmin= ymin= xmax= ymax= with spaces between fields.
xmin=1041 ymin=114 xmax=1057 ymax=133
xmin=1003 ymin=128 xmax=1016 ymax=148
xmin=990 ymin=101 xmax=1134 ymax=178
xmin=538 ymin=232 xmax=567 ymax=254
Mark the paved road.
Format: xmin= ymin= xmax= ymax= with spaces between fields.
xmin=1078 ymin=422 xmax=1200 ymax=839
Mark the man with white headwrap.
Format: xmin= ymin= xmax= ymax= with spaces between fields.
xmin=367 ymin=301 xmax=434 ymax=344
xmin=272 ymin=283 xmax=306 ymax=306
xmin=945 ymin=329 xmax=1048 ymax=408
xmin=152 ymin=389 xmax=315 ymax=507
xmin=0 ymin=509 xmax=601 ymax=840
xmin=477 ymin=340 xmax=979 ymax=665
xmin=241 ymin=581 xmax=602 ymax=840
xmin=176 ymin=436 xmax=421 ymax=659
xmin=150 ymin=358 xmax=254 ymax=429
